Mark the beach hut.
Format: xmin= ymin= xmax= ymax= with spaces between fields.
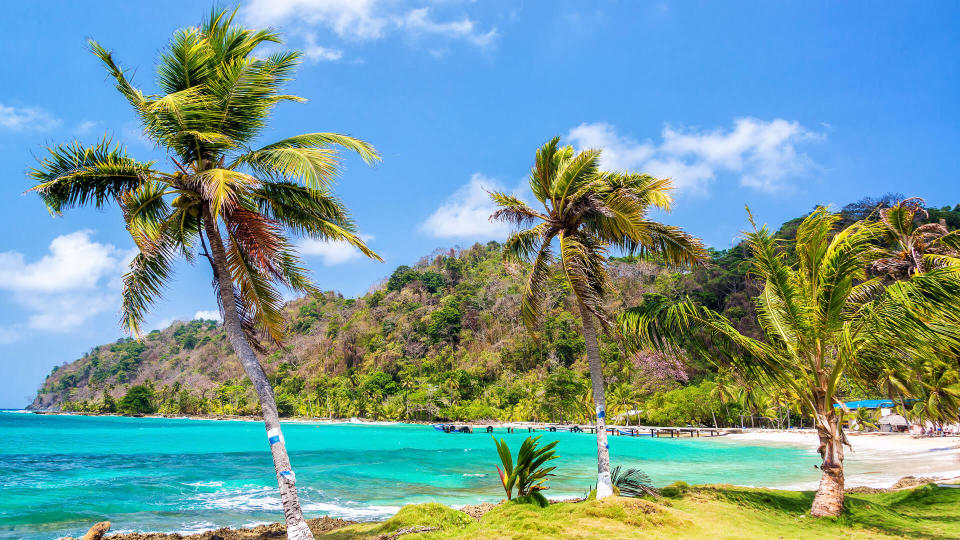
xmin=878 ymin=414 xmax=909 ymax=433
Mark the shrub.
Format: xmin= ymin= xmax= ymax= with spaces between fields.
xmin=660 ymin=481 xmax=690 ymax=498
xmin=118 ymin=385 xmax=156 ymax=414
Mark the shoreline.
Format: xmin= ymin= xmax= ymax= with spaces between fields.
xmin=21 ymin=410 xmax=960 ymax=490
xmin=12 ymin=411 xmax=960 ymax=539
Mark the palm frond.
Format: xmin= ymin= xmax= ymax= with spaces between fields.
xmin=28 ymin=138 xmax=156 ymax=214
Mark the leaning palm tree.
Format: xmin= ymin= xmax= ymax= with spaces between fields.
xmin=488 ymin=137 xmax=706 ymax=498
xmin=28 ymin=10 xmax=379 ymax=539
xmin=620 ymin=207 xmax=960 ymax=517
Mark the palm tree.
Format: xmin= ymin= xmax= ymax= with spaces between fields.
xmin=911 ymin=359 xmax=960 ymax=428
xmin=489 ymin=137 xmax=706 ymax=498
xmin=710 ymin=368 xmax=737 ymax=427
xmin=607 ymin=383 xmax=636 ymax=426
xmin=872 ymin=197 xmax=960 ymax=279
xmin=620 ymin=207 xmax=960 ymax=517
xmin=28 ymin=11 xmax=379 ymax=538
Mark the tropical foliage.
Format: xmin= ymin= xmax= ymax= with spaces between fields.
xmin=493 ymin=435 xmax=559 ymax=501
xmin=38 ymin=199 xmax=960 ymax=442
xmin=619 ymin=206 xmax=960 ymax=516
xmin=488 ymin=137 xmax=706 ymax=498
xmin=610 ymin=465 xmax=659 ymax=498
xmin=28 ymin=10 xmax=381 ymax=538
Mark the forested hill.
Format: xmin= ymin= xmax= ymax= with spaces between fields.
xmin=29 ymin=197 xmax=960 ymax=423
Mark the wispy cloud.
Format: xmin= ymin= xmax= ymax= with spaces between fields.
xmin=74 ymin=120 xmax=100 ymax=135
xmin=0 ymin=103 xmax=61 ymax=131
xmin=303 ymin=34 xmax=344 ymax=62
xmin=242 ymin=0 xmax=497 ymax=60
xmin=193 ymin=310 xmax=222 ymax=321
xmin=298 ymin=233 xmax=376 ymax=265
xmin=0 ymin=230 xmax=134 ymax=332
xmin=420 ymin=173 xmax=513 ymax=239
xmin=567 ymin=118 xmax=821 ymax=194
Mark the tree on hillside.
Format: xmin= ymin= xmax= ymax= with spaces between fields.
xmin=488 ymin=137 xmax=706 ymax=498
xmin=871 ymin=197 xmax=960 ymax=279
xmin=28 ymin=10 xmax=379 ymax=538
xmin=619 ymin=207 xmax=960 ymax=517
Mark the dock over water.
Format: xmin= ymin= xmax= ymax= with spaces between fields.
xmin=433 ymin=423 xmax=737 ymax=437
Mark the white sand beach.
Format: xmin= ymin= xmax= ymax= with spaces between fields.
xmin=722 ymin=430 xmax=960 ymax=489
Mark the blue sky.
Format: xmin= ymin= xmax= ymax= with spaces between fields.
xmin=0 ymin=1 xmax=957 ymax=407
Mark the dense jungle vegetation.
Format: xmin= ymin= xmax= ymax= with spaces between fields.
xmin=32 ymin=196 xmax=960 ymax=427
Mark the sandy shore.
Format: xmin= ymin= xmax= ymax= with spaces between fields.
xmin=720 ymin=429 xmax=960 ymax=489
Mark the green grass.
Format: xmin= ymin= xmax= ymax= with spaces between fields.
xmin=318 ymin=484 xmax=960 ymax=539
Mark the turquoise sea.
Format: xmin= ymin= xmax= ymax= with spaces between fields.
xmin=1 ymin=411 xmax=825 ymax=539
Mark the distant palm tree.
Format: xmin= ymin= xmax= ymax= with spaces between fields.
xmin=620 ymin=207 xmax=960 ymax=517
xmin=710 ymin=368 xmax=737 ymax=427
xmin=872 ymin=197 xmax=960 ymax=279
xmin=28 ymin=10 xmax=379 ymax=538
xmin=607 ymin=384 xmax=636 ymax=426
xmin=910 ymin=359 xmax=960 ymax=428
xmin=489 ymin=137 xmax=706 ymax=498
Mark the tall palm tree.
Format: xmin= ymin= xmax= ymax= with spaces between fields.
xmin=28 ymin=11 xmax=379 ymax=539
xmin=489 ymin=137 xmax=706 ymax=498
xmin=620 ymin=207 xmax=960 ymax=516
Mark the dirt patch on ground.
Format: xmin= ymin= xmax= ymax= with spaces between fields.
xmin=460 ymin=502 xmax=498 ymax=520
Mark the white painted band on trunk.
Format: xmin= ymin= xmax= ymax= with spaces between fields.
xmin=596 ymin=471 xmax=614 ymax=498
xmin=267 ymin=428 xmax=281 ymax=438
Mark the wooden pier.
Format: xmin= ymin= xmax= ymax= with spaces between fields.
xmin=434 ymin=423 xmax=727 ymax=438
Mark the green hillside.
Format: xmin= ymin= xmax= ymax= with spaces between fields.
xmin=31 ymin=197 xmax=960 ymax=425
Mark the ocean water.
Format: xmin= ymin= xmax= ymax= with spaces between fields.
xmin=1 ymin=412 xmax=822 ymax=539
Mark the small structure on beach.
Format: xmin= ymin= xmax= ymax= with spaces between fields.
xmin=879 ymin=414 xmax=909 ymax=433
xmin=838 ymin=399 xmax=898 ymax=411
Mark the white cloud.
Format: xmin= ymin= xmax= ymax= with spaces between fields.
xmin=0 ymin=231 xmax=132 ymax=332
xmin=245 ymin=0 xmax=388 ymax=40
xmin=241 ymin=0 xmax=496 ymax=55
xmin=298 ymin=234 xmax=375 ymax=265
xmin=420 ymin=173 xmax=513 ymax=239
xmin=566 ymin=118 xmax=820 ymax=194
xmin=0 ymin=230 xmax=126 ymax=293
xmin=400 ymin=7 xmax=497 ymax=47
xmin=566 ymin=122 xmax=656 ymax=172
xmin=303 ymin=39 xmax=344 ymax=62
xmin=0 ymin=103 xmax=60 ymax=131
xmin=193 ymin=310 xmax=222 ymax=321
xmin=74 ymin=120 xmax=100 ymax=134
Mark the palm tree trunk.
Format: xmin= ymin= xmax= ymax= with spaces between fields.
xmin=577 ymin=301 xmax=613 ymax=499
xmin=202 ymin=208 xmax=314 ymax=540
xmin=810 ymin=403 xmax=845 ymax=517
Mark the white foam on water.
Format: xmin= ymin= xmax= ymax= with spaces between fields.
xmin=302 ymin=501 xmax=401 ymax=520
xmin=185 ymin=480 xmax=224 ymax=487
xmin=190 ymin=485 xmax=400 ymax=521
xmin=463 ymin=473 xmax=486 ymax=477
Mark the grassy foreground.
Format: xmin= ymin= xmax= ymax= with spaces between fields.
xmin=315 ymin=483 xmax=960 ymax=539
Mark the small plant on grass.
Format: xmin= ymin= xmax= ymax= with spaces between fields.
xmin=611 ymin=465 xmax=659 ymax=497
xmin=493 ymin=435 xmax=558 ymax=503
